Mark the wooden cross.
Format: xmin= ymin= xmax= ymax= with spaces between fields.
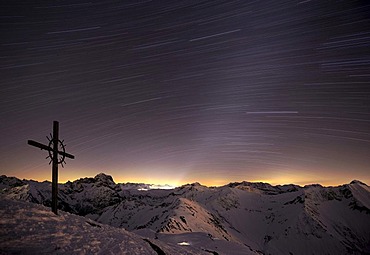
xmin=28 ymin=121 xmax=75 ymax=215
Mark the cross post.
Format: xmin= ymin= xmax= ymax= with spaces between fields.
xmin=52 ymin=121 xmax=59 ymax=214
xmin=28 ymin=121 xmax=75 ymax=215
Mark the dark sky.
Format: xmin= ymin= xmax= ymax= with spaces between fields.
xmin=1 ymin=1 xmax=370 ymax=186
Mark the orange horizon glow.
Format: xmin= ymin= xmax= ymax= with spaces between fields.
xmin=6 ymin=168 xmax=368 ymax=188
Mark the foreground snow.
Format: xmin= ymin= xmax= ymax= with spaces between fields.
xmin=0 ymin=199 xmax=208 ymax=254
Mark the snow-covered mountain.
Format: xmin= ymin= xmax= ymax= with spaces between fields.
xmin=1 ymin=173 xmax=369 ymax=254
xmin=0 ymin=198 xmax=208 ymax=254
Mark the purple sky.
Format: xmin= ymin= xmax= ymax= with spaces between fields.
xmin=1 ymin=1 xmax=369 ymax=186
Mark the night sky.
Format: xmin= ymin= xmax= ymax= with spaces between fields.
xmin=1 ymin=1 xmax=370 ymax=186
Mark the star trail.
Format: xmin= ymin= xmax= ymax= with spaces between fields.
xmin=1 ymin=1 xmax=370 ymax=186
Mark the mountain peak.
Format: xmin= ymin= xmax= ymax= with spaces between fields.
xmin=350 ymin=180 xmax=367 ymax=186
xmin=181 ymin=182 xmax=204 ymax=188
xmin=0 ymin=175 xmax=24 ymax=189
xmin=94 ymin=173 xmax=115 ymax=185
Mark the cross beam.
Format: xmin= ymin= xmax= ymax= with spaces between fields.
xmin=27 ymin=140 xmax=75 ymax=159
xmin=28 ymin=121 xmax=75 ymax=215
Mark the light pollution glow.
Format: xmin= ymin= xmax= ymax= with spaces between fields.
xmin=10 ymin=165 xmax=368 ymax=188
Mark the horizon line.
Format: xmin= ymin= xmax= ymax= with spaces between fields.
xmin=3 ymin=172 xmax=367 ymax=188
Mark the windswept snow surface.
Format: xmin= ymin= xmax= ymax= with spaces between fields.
xmin=1 ymin=174 xmax=370 ymax=254
xmin=0 ymin=199 xmax=207 ymax=254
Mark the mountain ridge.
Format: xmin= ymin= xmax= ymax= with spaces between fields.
xmin=1 ymin=173 xmax=369 ymax=254
xmin=3 ymin=172 xmax=366 ymax=189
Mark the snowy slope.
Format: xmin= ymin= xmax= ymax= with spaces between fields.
xmin=0 ymin=198 xmax=208 ymax=254
xmin=205 ymin=182 xmax=370 ymax=254
xmin=1 ymin=174 xmax=369 ymax=255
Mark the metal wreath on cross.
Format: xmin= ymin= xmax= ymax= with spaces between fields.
xmin=46 ymin=135 xmax=67 ymax=166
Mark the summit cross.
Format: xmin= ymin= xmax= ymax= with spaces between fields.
xmin=27 ymin=121 xmax=75 ymax=215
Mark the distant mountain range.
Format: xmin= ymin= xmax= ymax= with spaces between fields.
xmin=1 ymin=173 xmax=369 ymax=255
